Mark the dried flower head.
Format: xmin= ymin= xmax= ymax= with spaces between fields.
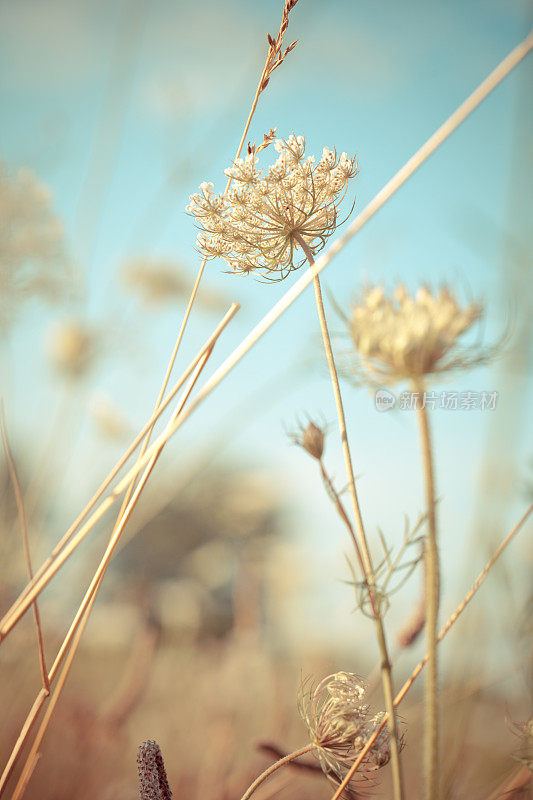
xmin=290 ymin=420 xmax=325 ymax=460
xmin=46 ymin=319 xmax=95 ymax=379
xmin=187 ymin=134 xmax=357 ymax=280
xmin=299 ymin=672 xmax=394 ymax=791
xmin=137 ymin=740 xmax=173 ymax=800
xmin=349 ymin=284 xmax=484 ymax=384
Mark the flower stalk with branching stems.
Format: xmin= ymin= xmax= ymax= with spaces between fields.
xmin=328 ymin=501 xmax=533 ymax=800
xmin=348 ymin=283 xmax=487 ymax=799
xmin=296 ymin=236 xmax=405 ymax=800
xmin=240 ymin=672 xmax=394 ymax=800
xmin=233 ymin=502 xmax=533 ymax=800
xmin=189 ymin=134 xmax=406 ymax=799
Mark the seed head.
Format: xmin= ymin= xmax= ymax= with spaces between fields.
xmin=349 ymin=284 xmax=484 ymax=384
xmin=137 ymin=740 xmax=172 ymax=800
xmin=291 ymin=420 xmax=325 ymax=460
xmin=187 ymin=134 xmax=357 ymax=280
xmin=298 ymin=672 xmax=394 ymax=791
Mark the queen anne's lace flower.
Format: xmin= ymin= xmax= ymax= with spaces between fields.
xmin=298 ymin=672 xmax=394 ymax=791
xmin=187 ymin=135 xmax=357 ymax=279
xmin=349 ymin=285 xmax=483 ymax=384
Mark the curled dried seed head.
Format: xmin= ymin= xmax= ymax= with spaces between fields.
xmin=298 ymin=672 xmax=398 ymax=793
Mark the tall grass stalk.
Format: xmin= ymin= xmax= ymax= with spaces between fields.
xmin=6 ymin=350 xmax=212 ymax=797
xmin=1 ymin=309 xmax=233 ymax=629
xmin=0 ymin=304 xmax=239 ymax=641
xmin=415 ymin=385 xmax=439 ymax=800
xmin=235 ymin=502 xmax=532 ymax=800
xmin=0 ymin=305 xmax=238 ymax=797
xmin=328 ymin=501 xmax=533 ymax=800
xmin=0 ymin=407 xmax=49 ymax=693
xmin=293 ymin=232 xmax=404 ymax=800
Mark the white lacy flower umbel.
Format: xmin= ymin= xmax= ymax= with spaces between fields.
xmin=299 ymin=672 xmax=392 ymax=789
xmin=349 ymin=285 xmax=483 ymax=384
xmin=186 ymin=135 xmax=357 ymax=279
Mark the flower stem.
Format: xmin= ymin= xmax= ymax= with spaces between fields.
xmin=414 ymin=386 xmax=439 ymax=800
xmin=293 ymin=232 xmax=404 ymax=800
xmin=239 ymin=744 xmax=315 ymax=800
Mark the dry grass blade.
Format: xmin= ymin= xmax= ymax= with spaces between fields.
xmin=0 ymin=690 xmax=48 ymax=795
xmin=9 ymin=586 xmax=99 ymax=800
xmin=2 ymin=320 xmax=218 ymax=624
xmin=6 ymin=319 xmax=224 ymax=798
xmin=10 ymin=754 xmax=40 ymax=800
xmin=0 ymin=405 xmax=49 ymax=692
xmin=0 ymin=303 xmax=239 ymax=640
xmin=48 ymin=345 xmax=212 ymax=684
xmin=328 ymin=502 xmax=533 ymax=800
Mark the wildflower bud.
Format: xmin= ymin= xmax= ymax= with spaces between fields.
xmin=302 ymin=422 xmax=325 ymax=460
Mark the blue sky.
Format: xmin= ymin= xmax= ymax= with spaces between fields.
xmin=1 ymin=0 xmax=532 ymax=657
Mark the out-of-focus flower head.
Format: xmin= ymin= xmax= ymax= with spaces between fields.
xmin=349 ymin=284 xmax=484 ymax=385
xmin=507 ymin=714 xmax=533 ymax=769
xmin=88 ymin=392 xmax=129 ymax=441
xmin=187 ymin=134 xmax=357 ymax=280
xmin=0 ymin=158 xmax=71 ymax=330
xmin=299 ymin=671 xmax=394 ymax=791
xmin=119 ymin=255 xmax=229 ymax=311
xmin=46 ymin=318 xmax=96 ymax=380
